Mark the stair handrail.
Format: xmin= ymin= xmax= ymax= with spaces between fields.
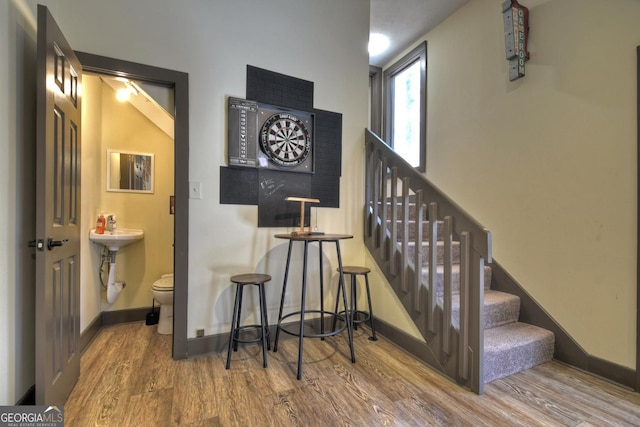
xmin=364 ymin=128 xmax=492 ymax=394
xmin=365 ymin=129 xmax=491 ymax=261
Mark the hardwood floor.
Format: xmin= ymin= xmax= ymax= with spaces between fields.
xmin=65 ymin=322 xmax=640 ymax=426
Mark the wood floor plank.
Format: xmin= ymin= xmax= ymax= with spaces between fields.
xmin=120 ymin=388 xmax=174 ymax=427
xmin=489 ymin=375 xmax=592 ymax=425
xmin=130 ymin=330 xmax=175 ymax=394
xmin=272 ymin=345 xmax=354 ymax=424
xmin=67 ymin=324 xmax=153 ymax=425
xmin=64 ymin=323 xmax=640 ymax=427
xmin=327 ymin=333 xmax=431 ymax=401
xmin=536 ymin=361 xmax=640 ymax=409
xmin=498 ymin=363 xmax=640 ymax=426
xmin=483 ymin=378 xmax=578 ymax=426
xmin=225 ymin=370 xmax=274 ymax=426
xmin=171 ymin=356 xmax=219 ymax=425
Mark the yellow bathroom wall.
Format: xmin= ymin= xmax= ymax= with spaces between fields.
xmin=94 ymin=80 xmax=174 ymax=311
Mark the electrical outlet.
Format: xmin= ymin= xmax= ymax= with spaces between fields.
xmin=196 ymin=328 xmax=205 ymax=337
xmin=189 ymin=181 xmax=202 ymax=199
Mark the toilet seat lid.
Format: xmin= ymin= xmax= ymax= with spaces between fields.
xmin=152 ymin=276 xmax=173 ymax=291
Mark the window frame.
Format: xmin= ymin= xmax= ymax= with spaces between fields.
xmin=383 ymin=42 xmax=427 ymax=172
xmin=369 ymin=65 xmax=383 ymax=137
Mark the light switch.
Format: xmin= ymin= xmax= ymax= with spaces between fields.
xmin=189 ymin=181 xmax=202 ymax=199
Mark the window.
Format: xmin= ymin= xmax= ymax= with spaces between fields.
xmin=383 ymin=42 xmax=426 ymax=172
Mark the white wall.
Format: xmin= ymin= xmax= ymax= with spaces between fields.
xmin=381 ymin=0 xmax=640 ymax=369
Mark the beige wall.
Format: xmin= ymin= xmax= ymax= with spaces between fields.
xmin=374 ymin=0 xmax=640 ymax=369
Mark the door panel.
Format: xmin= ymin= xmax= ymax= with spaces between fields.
xmin=36 ymin=5 xmax=82 ymax=405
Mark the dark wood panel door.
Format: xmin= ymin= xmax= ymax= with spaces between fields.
xmin=35 ymin=4 xmax=82 ymax=405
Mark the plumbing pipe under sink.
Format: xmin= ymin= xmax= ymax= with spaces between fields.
xmin=89 ymin=227 xmax=143 ymax=303
xmin=105 ymin=249 xmax=126 ymax=304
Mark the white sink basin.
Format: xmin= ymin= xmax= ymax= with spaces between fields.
xmin=89 ymin=228 xmax=144 ymax=251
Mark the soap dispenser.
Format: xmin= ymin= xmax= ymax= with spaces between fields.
xmin=96 ymin=213 xmax=106 ymax=234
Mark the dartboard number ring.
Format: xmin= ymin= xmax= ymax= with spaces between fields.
xmin=260 ymin=113 xmax=311 ymax=166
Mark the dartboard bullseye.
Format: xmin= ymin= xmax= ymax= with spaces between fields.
xmin=260 ymin=113 xmax=311 ymax=166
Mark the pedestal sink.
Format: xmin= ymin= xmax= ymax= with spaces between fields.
xmin=89 ymin=228 xmax=144 ymax=251
xmin=89 ymin=228 xmax=144 ymax=303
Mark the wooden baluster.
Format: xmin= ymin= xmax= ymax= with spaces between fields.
xmin=372 ymin=157 xmax=381 ymax=248
xmin=427 ymin=202 xmax=438 ymax=333
xmin=442 ymin=216 xmax=453 ymax=355
xmin=413 ymin=190 xmax=423 ymax=313
xmin=389 ymin=167 xmax=398 ymax=275
xmin=469 ymin=247 xmax=485 ymax=394
xmin=401 ymin=178 xmax=410 ymax=292
xmin=458 ymin=232 xmax=470 ymax=381
xmin=379 ymin=157 xmax=388 ymax=259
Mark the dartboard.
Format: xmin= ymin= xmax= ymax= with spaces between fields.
xmin=260 ymin=113 xmax=311 ymax=166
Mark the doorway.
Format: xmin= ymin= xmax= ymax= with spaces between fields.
xmin=77 ymin=52 xmax=189 ymax=359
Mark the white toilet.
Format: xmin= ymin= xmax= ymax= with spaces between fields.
xmin=152 ymin=273 xmax=174 ymax=335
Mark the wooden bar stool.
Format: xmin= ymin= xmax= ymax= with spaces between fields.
xmin=226 ymin=273 xmax=271 ymax=369
xmin=333 ymin=266 xmax=377 ymax=341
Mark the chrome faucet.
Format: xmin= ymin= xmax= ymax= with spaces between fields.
xmin=106 ymin=214 xmax=116 ymax=232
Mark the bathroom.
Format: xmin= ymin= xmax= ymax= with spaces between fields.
xmin=79 ymin=72 xmax=175 ymax=338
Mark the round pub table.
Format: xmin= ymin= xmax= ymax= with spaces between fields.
xmin=273 ymin=233 xmax=355 ymax=380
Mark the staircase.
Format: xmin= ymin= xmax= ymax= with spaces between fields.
xmin=364 ymin=129 xmax=554 ymax=393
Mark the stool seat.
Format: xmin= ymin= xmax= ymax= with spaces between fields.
xmin=231 ymin=273 xmax=272 ymax=285
xmin=340 ymin=266 xmax=370 ymax=275
xmin=335 ymin=265 xmax=377 ymax=341
xmin=226 ymin=273 xmax=271 ymax=369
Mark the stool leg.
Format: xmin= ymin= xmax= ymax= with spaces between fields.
xmin=274 ymin=241 xmax=293 ymax=353
xmin=331 ymin=273 xmax=344 ymax=332
xmin=336 ymin=242 xmax=355 ymax=364
xmin=319 ymin=241 xmax=325 ymax=338
xmin=258 ymin=282 xmax=268 ymax=368
xmin=233 ymin=285 xmax=245 ymax=351
xmin=297 ymin=241 xmax=309 ymax=380
xmin=364 ymin=274 xmax=377 ymax=341
xmin=226 ymin=284 xmax=242 ymax=369
xmin=260 ymin=281 xmax=271 ymax=350
xmin=351 ymin=274 xmax=358 ymax=330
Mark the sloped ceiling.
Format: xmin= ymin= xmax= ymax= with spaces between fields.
xmin=100 ymin=75 xmax=174 ymax=139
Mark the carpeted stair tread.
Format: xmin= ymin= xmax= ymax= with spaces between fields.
xmin=421 ymin=264 xmax=492 ymax=295
xmin=449 ymin=290 xmax=520 ymax=330
xmin=382 ymin=201 xmax=428 ymax=221
xmin=407 ymin=241 xmax=461 ymax=265
xmin=386 ymin=219 xmax=446 ymax=240
xmin=484 ymin=322 xmax=555 ymax=383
